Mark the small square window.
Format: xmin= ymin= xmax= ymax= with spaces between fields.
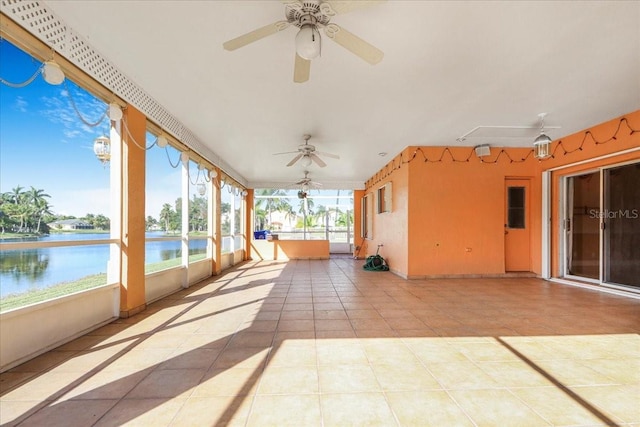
xmin=377 ymin=182 xmax=392 ymax=213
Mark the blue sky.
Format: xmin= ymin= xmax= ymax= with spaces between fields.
xmin=0 ymin=40 xmax=183 ymax=218
xmin=1 ymin=40 xmax=351 ymax=219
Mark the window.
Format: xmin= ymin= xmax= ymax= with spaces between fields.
xmin=144 ymin=134 xmax=183 ymax=273
xmin=0 ymin=41 xmax=114 ymax=310
xmin=507 ymin=187 xmax=525 ymax=229
xmin=377 ymin=182 xmax=392 ymax=213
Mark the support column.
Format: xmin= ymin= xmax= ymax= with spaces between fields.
xmin=353 ymin=189 xmax=366 ymax=259
xmin=119 ymin=105 xmax=146 ymax=318
xmin=245 ymin=189 xmax=254 ymax=260
xmin=212 ymin=168 xmax=222 ymax=275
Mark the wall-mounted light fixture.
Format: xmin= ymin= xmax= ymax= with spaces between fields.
xmin=474 ymin=144 xmax=491 ymax=158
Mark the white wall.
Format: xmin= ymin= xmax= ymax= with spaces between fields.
xmin=0 ymin=285 xmax=118 ymax=372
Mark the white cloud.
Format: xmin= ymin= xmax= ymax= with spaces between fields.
xmin=14 ymin=96 xmax=28 ymax=113
xmin=39 ymin=85 xmax=107 ymax=141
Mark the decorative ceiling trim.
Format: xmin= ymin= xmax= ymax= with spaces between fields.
xmin=1 ymin=0 xmax=247 ymax=186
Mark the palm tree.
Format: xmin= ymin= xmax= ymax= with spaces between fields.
xmin=159 ymin=203 xmax=173 ymax=232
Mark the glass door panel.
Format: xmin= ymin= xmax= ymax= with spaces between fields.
xmin=604 ymin=163 xmax=640 ymax=288
xmin=566 ymin=172 xmax=600 ymax=279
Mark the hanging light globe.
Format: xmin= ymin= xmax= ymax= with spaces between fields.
xmin=196 ymin=182 xmax=207 ymax=196
xmin=93 ymin=136 xmax=111 ymax=164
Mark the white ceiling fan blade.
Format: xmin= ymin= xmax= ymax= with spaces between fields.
xmin=273 ymin=150 xmax=299 ymax=156
xmin=324 ymin=24 xmax=384 ymax=65
xmin=286 ymin=153 xmax=303 ymax=167
xmin=293 ymin=53 xmax=311 ymax=83
xmin=310 ymin=181 xmax=323 ymax=187
xmin=315 ymin=150 xmax=340 ymax=159
xmin=326 ymin=0 xmax=386 ymax=15
xmin=309 ymin=153 xmax=327 ymax=167
xmin=223 ymin=21 xmax=290 ymax=51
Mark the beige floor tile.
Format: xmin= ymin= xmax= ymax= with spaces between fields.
xmin=316 ymin=341 xmax=368 ymax=365
xmin=512 ymin=386 xmax=618 ymax=426
xmin=2 ymin=371 xmax=87 ymax=401
xmin=362 ymin=339 xmax=419 ymax=364
xmin=171 ymin=395 xmax=253 ymax=427
xmin=227 ymin=330 xmax=275 ymax=348
xmin=371 ymin=361 xmax=442 ymax=391
xmin=193 ymin=367 xmax=261 ymax=397
xmin=569 ymin=384 xmax=640 ymax=423
xmin=213 ymin=347 xmax=270 ymax=370
xmin=476 ymin=361 xmax=552 ymax=387
xmin=277 ymin=319 xmax=315 ymax=332
xmin=17 ymin=399 xmax=118 ymax=427
xmin=584 ymin=358 xmax=640 ymax=383
xmin=94 ymin=398 xmax=186 ymax=427
xmin=126 ymin=368 xmax=206 ymax=399
xmin=279 ymin=310 xmax=314 ymax=320
xmin=0 ymin=400 xmax=45 ymax=427
xmin=57 ymin=368 xmax=151 ymax=400
xmin=247 ymin=394 xmax=321 ymax=426
xmin=318 ymin=365 xmax=380 ymax=393
xmin=314 ymin=319 xmax=353 ymax=331
xmin=177 ymin=332 xmax=232 ymax=350
xmin=320 ymin=392 xmax=396 ymax=427
xmin=314 ymin=309 xmax=348 ymax=320
xmin=267 ymin=342 xmax=317 ymax=366
xmin=534 ymin=359 xmax=619 ymax=386
xmin=258 ymin=365 xmax=318 ymax=394
xmin=346 ymin=309 xmax=382 ymax=319
xmin=350 ymin=318 xmax=392 ymax=331
xmin=451 ymin=341 xmax=523 ymax=362
xmin=450 ymin=389 xmax=551 ymax=426
xmin=386 ymin=390 xmax=474 ymax=426
xmin=426 ymin=360 xmax=501 ymax=389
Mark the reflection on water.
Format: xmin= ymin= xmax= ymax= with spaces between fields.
xmin=0 ymin=234 xmax=208 ymax=298
xmin=0 ymin=250 xmax=50 ymax=282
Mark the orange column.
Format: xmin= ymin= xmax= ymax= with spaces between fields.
xmin=119 ymin=105 xmax=146 ymax=317
xmin=353 ymin=189 xmax=366 ymax=258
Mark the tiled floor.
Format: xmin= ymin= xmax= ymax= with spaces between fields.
xmin=1 ymin=259 xmax=639 ymax=426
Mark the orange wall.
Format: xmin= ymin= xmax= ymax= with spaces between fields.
xmin=407 ymin=147 xmax=538 ymax=278
xmin=541 ymin=111 xmax=640 ymax=277
xmin=363 ymin=111 xmax=639 ymax=279
xmin=363 ymin=152 xmax=410 ymax=275
xmin=251 ymin=239 xmax=330 ymax=260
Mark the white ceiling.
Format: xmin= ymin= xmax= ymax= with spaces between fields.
xmin=42 ymin=0 xmax=640 ymax=189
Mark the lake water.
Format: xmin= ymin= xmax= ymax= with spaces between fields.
xmin=0 ymin=233 xmax=207 ymax=298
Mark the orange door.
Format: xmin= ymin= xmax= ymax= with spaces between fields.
xmin=505 ymin=179 xmax=531 ymax=272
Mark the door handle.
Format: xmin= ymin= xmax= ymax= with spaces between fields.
xmin=505 ymin=230 xmax=509 ymax=235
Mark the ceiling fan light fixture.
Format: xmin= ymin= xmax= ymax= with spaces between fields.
xmin=295 ymin=24 xmax=321 ymax=60
xmin=302 ymin=155 xmax=313 ymax=167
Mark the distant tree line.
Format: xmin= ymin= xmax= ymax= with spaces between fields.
xmin=0 ymin=186 xmax=112 ymax=235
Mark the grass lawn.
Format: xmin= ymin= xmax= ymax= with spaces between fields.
xmin=1 ymin=254 xmax=209 ymax=312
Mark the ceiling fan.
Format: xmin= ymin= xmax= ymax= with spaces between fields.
xmin=293 ymin=170 xmax=322 ymax=198
xmin=223 ymin=0 xmax=385 ymax=83
xmin=273 ymin=134 xmax=339 ymax=167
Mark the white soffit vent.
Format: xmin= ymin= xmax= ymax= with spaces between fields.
xmin=457 ymin=125 xmax=561 ymax=143
xmin=1 ymin=0 xmax=246 ymax=186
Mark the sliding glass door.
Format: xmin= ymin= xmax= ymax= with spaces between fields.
xmin=604 ymin=163 xmax=640 ymax=288
xmin=564 ymin=162 xmax=640 ymax=289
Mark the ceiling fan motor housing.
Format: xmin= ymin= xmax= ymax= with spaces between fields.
xmin=286 ymin=1 xmax=333 ymax=28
